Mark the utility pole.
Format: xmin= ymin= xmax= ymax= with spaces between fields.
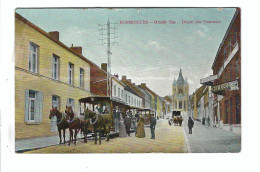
xmin=99 ymin=19 xmax=118 ymax=98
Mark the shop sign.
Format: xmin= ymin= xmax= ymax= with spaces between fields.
xmin=200 ymin=75 xmax=218 ymax=84
xmin=212 ymin=80 xmax=239 ymax=93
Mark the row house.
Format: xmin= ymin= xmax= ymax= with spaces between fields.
xmin=163 ymin=96 xmax=172 ymax=118
xmin=121 ymin=76 xmax=146 ymax=108
xmin=138 ymin=83 xmax=158 ymax=117
xmin=15 ymin=13 xmax=92 ymax=139
xmin=200 ymin=8 xmax=241 ymax=133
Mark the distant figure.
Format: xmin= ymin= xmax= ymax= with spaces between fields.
xmin=113 ymin=107 xmax=120 ymax=132
xmin=124 ymin=113 xmax=132 ymax=137
xmin=206 ymin=116 xmax=210 ymax=126
xmin=95 ymin=104 xmax=103 ymax=114
xmin=202 ymin=117 xmax=206 ymax=126
xmin=119 ymin=114 xmax=127 ymax=137
xmin=188 ymin=117 xmax=194 ymax=134
xmin=103 ymin=106 xmax=108 ymax=114
xmin=150 ymin=114 xmax=157 ymax=139
xmin=136 ymin=115 xmax=145 ymax=138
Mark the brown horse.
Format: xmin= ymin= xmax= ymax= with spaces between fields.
xmin=65 ymin=105 xmax=89 ymax=146
xmin=49 ymin=107 xmax=69 ymax=144
xmin=84 ymin=108 xmax=113 ymax=145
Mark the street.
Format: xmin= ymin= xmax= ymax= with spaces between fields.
xmin=183 ymin=112 xmax=241 ymax=153
xmin=25 ymin=119 xmax=186 ymax=153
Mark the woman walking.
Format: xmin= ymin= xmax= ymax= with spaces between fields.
xmin=119 ymin=114 xmax=127 ymax=137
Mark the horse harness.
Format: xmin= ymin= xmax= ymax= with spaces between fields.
xmin=57 ymin=112 xmax=66 ymax=125
xmin=90 ymin=113 xmax=99 ymax=125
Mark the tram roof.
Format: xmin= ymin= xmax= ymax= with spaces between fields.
xmin=79 ymin=96 xmax=110 ymax=103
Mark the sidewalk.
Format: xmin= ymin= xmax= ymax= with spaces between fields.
xmin=15 ymin=131 xmax=120 ymax=152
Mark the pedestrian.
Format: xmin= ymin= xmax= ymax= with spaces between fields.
xmin=95 ymin=104 xmax=103 ymax=114
xmin=136 ymin=115 xmax=145 ymax=138
xmin=103 ymin=106 xmax=108 ymax=114
xmin=188 ymin=117 xmax=194 ymax=134
xmin=150 ymin=114 xmax=156 ymax=139
xmin=206 ymin=116 xmax=210 ymax=126
xmin=113 ymin=107 xmax=120 ymax=132
xmin=202 ymin=116 xmax=206 ymax=126
xmin=124 ymin=112 xmax=132 ymax=137
xmin=119 ymin=114 xmax=127 ymax=137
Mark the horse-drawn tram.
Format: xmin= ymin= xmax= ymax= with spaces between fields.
xmin=139 ymin=108 xmax=153 ymax=126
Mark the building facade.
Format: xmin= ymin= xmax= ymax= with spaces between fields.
xmin=172 ymin=69 xmax=189 ymax=111
xmin=15 ymin=13 xmax=92 ymax=139
xmin=211 ymin=9 xmax=241 ymax=132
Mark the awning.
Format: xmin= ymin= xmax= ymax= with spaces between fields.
xmin=200 ymin=75 xmax=218 ymax=86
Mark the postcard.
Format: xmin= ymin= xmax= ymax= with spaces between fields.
xmin=14 ymin=7 xmax=241 ymax=153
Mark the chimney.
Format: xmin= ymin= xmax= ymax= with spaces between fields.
xmin=122 ymin=76 xmax=127 ymax=80
xmin=70 ymin=45 xmax=83 ymax=55
xmin=101 ymin=63 xmax=107 ymax=72
xmin=127 ymin=79 xmax=131 ymax=83
xmin=141 ymin=83 xmax=146 ymax=87
xmin=49 ymin=31 xmax=59 ymax=41
xmin=114 ymin=73 xmax=119 ymax=79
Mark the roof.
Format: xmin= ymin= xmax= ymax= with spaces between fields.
xmin=124 ymin=85 xmax=141 ymax=97
xmin=121 ymin=79 xmax=144 ymax=98
xmin=212 ymin=9 xmax=240 ymax=69
xmin=112 ymin=76 xmax=125 ymax=87
xmin=15 ymin=13 xmax=98 ymax=68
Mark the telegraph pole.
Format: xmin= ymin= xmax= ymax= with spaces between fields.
xmin=99 ymin=19 xmax=118 ymax=98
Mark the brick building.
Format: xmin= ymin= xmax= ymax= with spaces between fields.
xmin=211 ymin=9 xmax=241 ymax=132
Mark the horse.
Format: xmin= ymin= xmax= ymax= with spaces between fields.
xmin=65 ymin=105 xmax=89 ymax=146
xmin=49 ymin=107 xmax=69 ymax=144
xmin=84 ymin=108 xmax=113 ymax=145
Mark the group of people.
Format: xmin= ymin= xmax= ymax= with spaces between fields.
xmin=202 ymin=116 xmax=210 ymax=126
xmin=113 ymin=107 xmax=157 ymax=139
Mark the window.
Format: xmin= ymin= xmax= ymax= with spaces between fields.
xmin=52 ymin=95 xmax=60 ymax=109
xmin=25 ymin=90 xmax=43 ymax=123
xmin=80 ymin=68 xmax=84 ymax=89
xmin=67 ymin=98 xmax=75 ymax=111
xmin=118 ymin=88 xmax=120 ymax=98
xmin=114 ymin=85 xmax=116 ymax=96
xmin=179 ymin=101 xmax=182 ymax=109
xmin=51 ymin=95 xmax=59 ymax=132
xmin=68 ymin=63 xmax=74 ymax=85
xmin=29 ymin=42 xmax=38 ymax=73
xmin=126 ymin=93 xmax=127 ymax=102
xmin=128 ymin=96 xmax=130 ymax=104
xmin=121 ymin=90 xmax=123 ymax=98
xmin=52 ymin=54 xmax=59 ymax=80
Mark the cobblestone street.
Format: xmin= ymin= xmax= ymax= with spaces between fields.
xmin=26 ymin=119 xmax=186 ymax=153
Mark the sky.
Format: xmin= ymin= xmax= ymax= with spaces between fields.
xmin=16 ymin=8 xmax=236 ymax=97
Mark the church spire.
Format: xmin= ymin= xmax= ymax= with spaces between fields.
xmin=177 ymin=68 xmax=185 ymax=85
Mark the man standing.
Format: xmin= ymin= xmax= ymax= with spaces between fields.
xmin=188 ymin=117 xmax=194 ymax=134
xmin=124 ymin=113 xmax=132 ymax=136
xmin=113 ymin=107 xmax=120 ymax=132
xmin=150 ymin=114 xmax=157 ymax=139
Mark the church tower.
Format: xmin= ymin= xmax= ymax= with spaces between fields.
xmin=172 ymin=68 xmax=189 ymax=112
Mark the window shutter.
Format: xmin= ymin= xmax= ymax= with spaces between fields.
xmin=52 ymin=56 xmax=54 ymax=79
xmin=24 ymin=90 xmax=29 ymax=122
xmin=36 ymin=91 xmax=43 ymax=122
